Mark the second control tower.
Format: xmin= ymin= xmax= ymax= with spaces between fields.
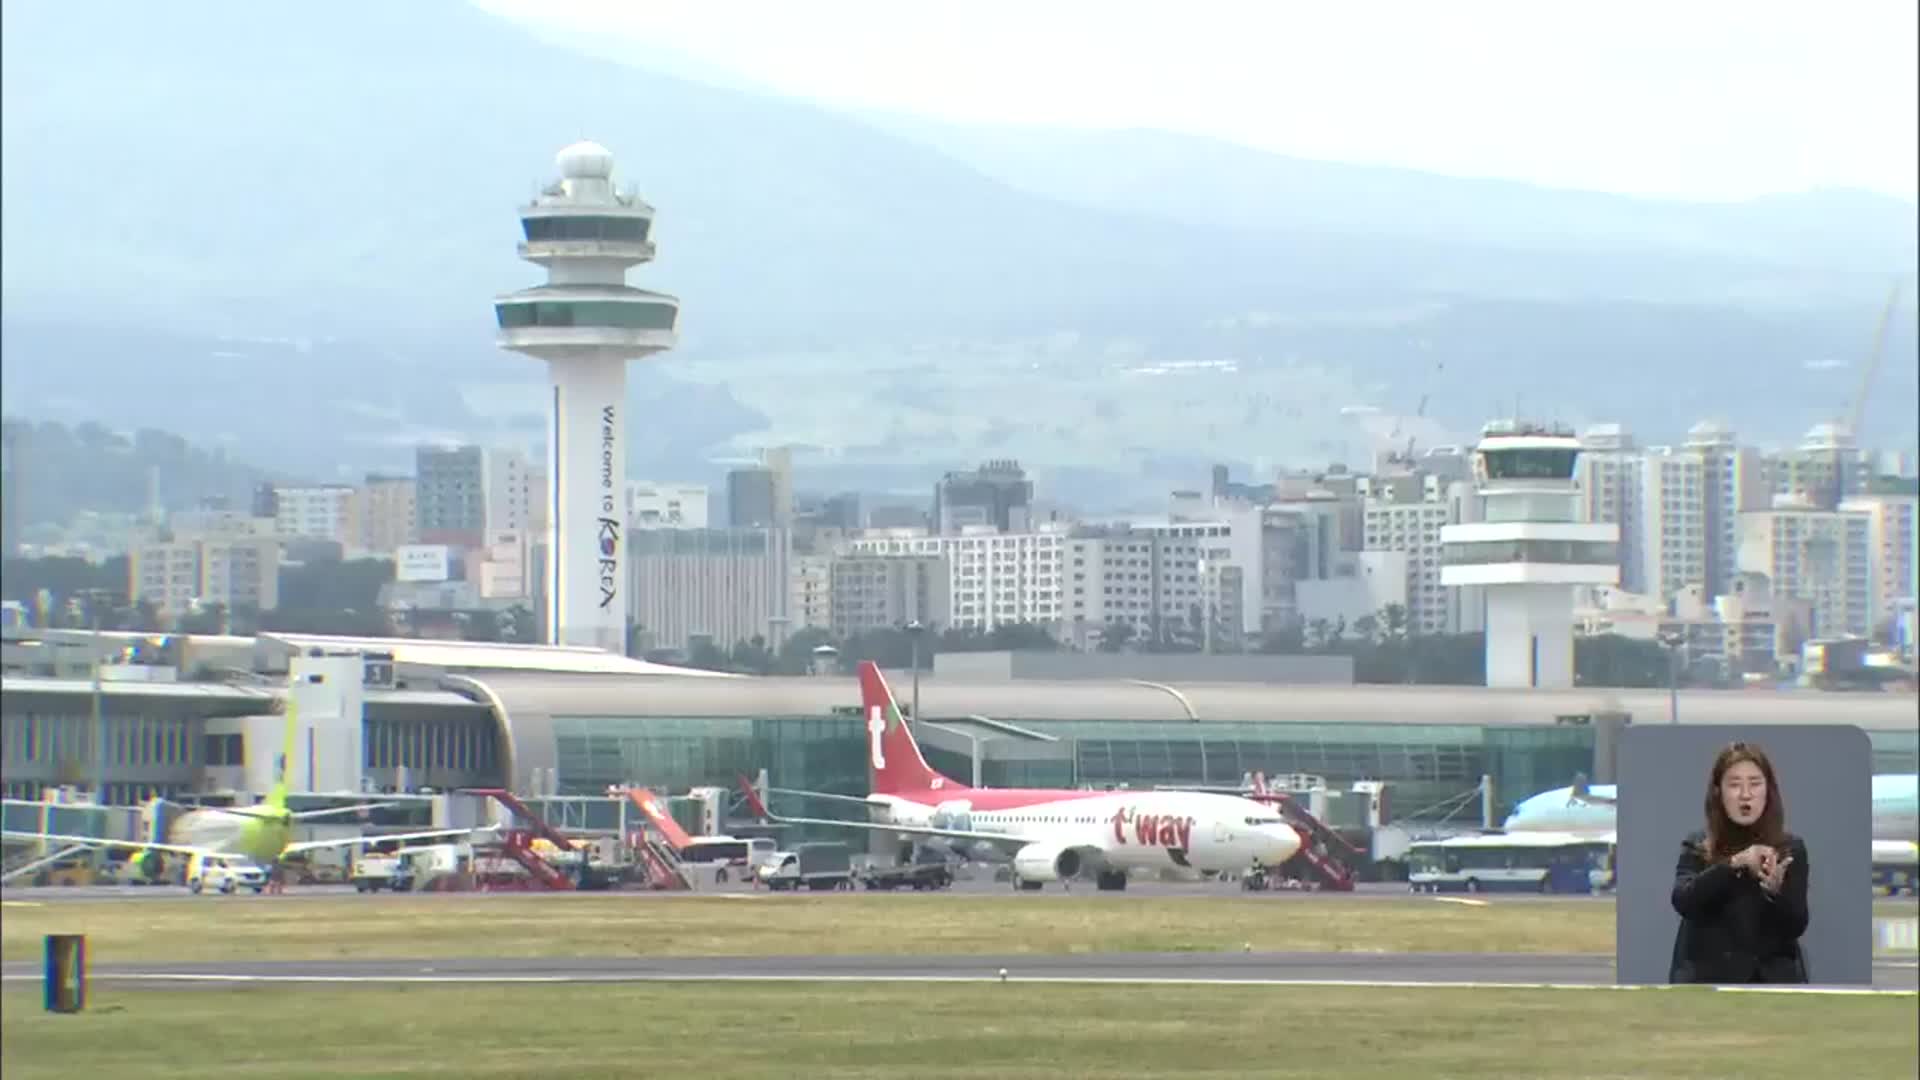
xmin=1440 ymin=421 xmax=1619 ymax=688
xmin=495 ymin=142 xmax=680 ymax=652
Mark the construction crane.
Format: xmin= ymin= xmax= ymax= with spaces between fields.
xmin=1384 ymin=359 xmax=1446 ymax=469
xmin=1820 ymin=281 xmax=1904 ymax=509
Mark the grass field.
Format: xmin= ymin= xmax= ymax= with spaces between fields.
xmin=4 ymin=982 xmax=1915 ymax=1079
xmin=0 ymin=894 xmax=1625 ymax=964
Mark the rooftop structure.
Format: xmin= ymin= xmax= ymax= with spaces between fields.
xmin=494 ymin=141 xmax=680 ymax=653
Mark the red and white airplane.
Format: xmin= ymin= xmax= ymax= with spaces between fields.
xmin=739 ymin=661 xmax=1303 ymax=890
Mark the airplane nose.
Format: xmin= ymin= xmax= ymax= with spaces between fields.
xmin=1264 ymin=825 xmax=1302 ymax=865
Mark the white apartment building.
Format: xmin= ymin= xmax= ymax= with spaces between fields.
xmin=128 ymin=534 xmax=281 ymax=618
xmin=1576 ymin=424 xmax=1647 ymax=594
xmin=1839 ymin=494 xmax=1917 ymax=639
xmin=791 ymin=554 xmax=833 ymax=632
xmin=358 ymin=475 xmax=417 ymax=555
xmin=272 ymin=485 xmax=358 ymax=545
xmin=628 ymin=528 xmax=792 ymax=653
xmin=1684 ymin=422 xmax=1770 ymax=601
xmin=1063 ymin=521 xmax=1232 ymax=647
xmin=1769 ymin=423 xmax=1870 ymax=507
xmin=1359 ymin=474 xmax=1476 ymax=637
xmin=627 ymin=481 xmax=709 ymax=529
xmin=846 ymin=526 xmax=1065 ymax=632
xmin=1737 ymin=501 xmax=1873 ymax=639
xmin=483 ymin=447 xmax=542 ymax=535
xmin=828 ymin=554 xmax=950 ymax=639
xmin=1638 ymin=447 xmax=1708 ymax=602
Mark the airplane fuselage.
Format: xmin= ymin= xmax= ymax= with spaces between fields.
xmin=171 ymin=808 xmax=289 ymax=866
xmin=871 ymin=788 xmax=1300 ymax=875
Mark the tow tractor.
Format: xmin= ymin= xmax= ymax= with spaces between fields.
xmin=861 ymin=861 xmax=953 ymax=891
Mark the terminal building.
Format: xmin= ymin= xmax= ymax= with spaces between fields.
xmin=5 ymin=629 xmax=1916 ymax=838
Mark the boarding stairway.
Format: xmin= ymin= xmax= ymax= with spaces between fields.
xmin=1277 ymin=800 xmax=1360 ymax=891
xmin=464 ymin=789 xmax=585 ymax=891
xmin=0 ymin=844 xmax=92 ymax=886
xmin=618 ymin=788 xmax=694 ymax=891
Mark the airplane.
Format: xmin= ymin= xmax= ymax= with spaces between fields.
xmin=735 ymin=660 xmax=1303 ymax=891
xmin=2 ymin=698 xmax=495 ymax=889
xmin=1503 ymin=772 xmax=1919 ymax=865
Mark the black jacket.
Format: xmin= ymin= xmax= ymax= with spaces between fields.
xmin=1668 ymin=830 xmax=1810 ymax=984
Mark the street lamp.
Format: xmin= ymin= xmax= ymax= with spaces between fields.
xmin=1657 ymin=628 xmax=1685 ymax=724
xmin=905 ymin=620 xmax=927 ymax=723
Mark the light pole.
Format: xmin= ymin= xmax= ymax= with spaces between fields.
xmin=906 ymin=620 xmax=926 ymax=722
xmin=1657 ymin=629 xmax=1685 ymax=724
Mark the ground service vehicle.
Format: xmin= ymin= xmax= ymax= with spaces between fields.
xmin=762 ymin=842 xmax=854 ymax=891
xmin=862 ymin=861 xmax=953 ymax=891
xmin=1406 ymin=832 xmax=1611 ymax=894
xmin=187 ymin=853 xmax=267 ymax=895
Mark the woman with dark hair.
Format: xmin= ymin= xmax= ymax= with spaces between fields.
xmin=1669 ymin=742 xmax=1810 ymax=983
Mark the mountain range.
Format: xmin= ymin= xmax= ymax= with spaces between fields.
xmin=2 ymin=0 xmax=1914 ymax=511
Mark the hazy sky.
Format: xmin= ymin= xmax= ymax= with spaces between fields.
xmin=478 ymin=0 xmax=1918 ymax=203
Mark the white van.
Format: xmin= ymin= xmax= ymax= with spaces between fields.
xmin=187 ymin=854 xmax=267 ymax=895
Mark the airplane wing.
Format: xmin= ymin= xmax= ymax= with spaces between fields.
xmin=281 ymin=825 xmax=499 ymax=856
xmin=1 ymin=830 xmax=223 ymax=859
xmin=766 ymin=786 xmax=890 ymax=810
xmin=736 ymin=780 xmax=1028 ymax=854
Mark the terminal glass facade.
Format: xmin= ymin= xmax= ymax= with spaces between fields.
xmin=551 ymin=714 xmax=867 ymax=801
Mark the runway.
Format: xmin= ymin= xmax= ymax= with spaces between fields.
xmin=4 ymin=952 xmax=1914 ymax=991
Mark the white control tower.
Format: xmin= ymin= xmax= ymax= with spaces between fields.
xmin=494 ymin=142 xmax=679 ymax=651
xmin=1440 ymin=421 xmax=1619 ymax=688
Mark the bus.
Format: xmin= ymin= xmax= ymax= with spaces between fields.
xmin=1407 ymin=831 xmax=1614 ymax=894
xmin=675 ymin=836 xmax=779 ymax=873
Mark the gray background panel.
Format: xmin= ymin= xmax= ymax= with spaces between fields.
xmin=1615 ymin=724 xmax=1872 ymax=985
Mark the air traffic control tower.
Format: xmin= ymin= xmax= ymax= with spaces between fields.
xmin=495 ymin=142 xmax=679 ymax=651
xmin=1441 ymin=421 xmax=1619 ymax=688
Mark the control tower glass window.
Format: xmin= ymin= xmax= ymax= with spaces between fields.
xmin=1481 ymin=448 xmax=1579 ymax=481
xmin=495 ymin=300 xmax=678 ymax=331
xmin=1443 ymin=539 xmax=1619 ymax=565
xmin=522 ymin=216 xmax=652 ymax=244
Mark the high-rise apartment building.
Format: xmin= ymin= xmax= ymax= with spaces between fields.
xmin=272 ymin=485 xmax=359 ymax=546
xmin=628 ymin=527 xmax=791 ymax=653
xmin=1576 ymin=424 xmax=1646 ymax=594
xmin=1684 ymin=422 xmax=1770 ymax=601
xmin=1738 ymin=502 xmax=1873 ymax=639
xmin=358 ymin=474 xmax=417 ymax=555
xmin=847 ymin=527 xmax=1064 ymax=632
xmin=415 ymin=444 xmax=486 ymax=547
xmin=1638 ymin=447 xmax=1708 ymax=602
xmin=483 ymin=447 xmax=541 ymax=535
xmin=828 ymin=554 xmax=951 ymax=639
xmin=1839 ymin=494 xmax=1918 ymax=640
xmin=933 ymin=460 xmax=1033 ymax=535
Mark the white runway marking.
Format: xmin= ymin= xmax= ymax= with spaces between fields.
xmin=2 ymin=972 xmax=1911 ymax=996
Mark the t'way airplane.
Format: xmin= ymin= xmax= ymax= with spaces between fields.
xmin=2 ymin=698 xmax=494 ymax=889
xmin=738 ymin=660 xmax=1303 ymax=891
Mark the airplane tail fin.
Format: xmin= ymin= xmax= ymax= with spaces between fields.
xmin=267 ymin=694 xmax=298 ymax=811
xmin=857 ymin=660 xmax=958 ymax=796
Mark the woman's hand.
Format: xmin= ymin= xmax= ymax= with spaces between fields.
xmin=1760 ymin=855 xmax=1793 ymax=894
xmin=1730 ymin=845 xmax=1775 ymax=873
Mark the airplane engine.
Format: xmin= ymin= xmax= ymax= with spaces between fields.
xmin=1012 ymin=843 xmax=1082 ymax=883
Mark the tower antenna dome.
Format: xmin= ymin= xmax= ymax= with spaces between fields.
xmin=556 ymin=141 xmax=615 ymax=181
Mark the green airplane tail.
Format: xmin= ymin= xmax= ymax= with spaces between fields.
xmin=266 ymin=693 xmax=298 ymax=811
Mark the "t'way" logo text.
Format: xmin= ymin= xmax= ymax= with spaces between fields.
xmin=1109 ymin=806 xmax=1194 ymax=851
